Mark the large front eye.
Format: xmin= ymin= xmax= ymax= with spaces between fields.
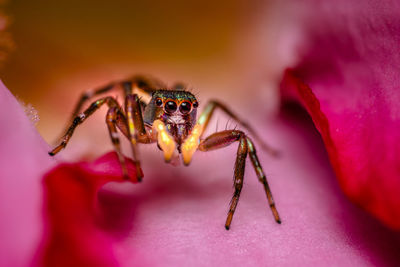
xmin=165 ymin=101 xmax=177 ymax=113
xmin=179 ymin=101 xmax=192 ymax=114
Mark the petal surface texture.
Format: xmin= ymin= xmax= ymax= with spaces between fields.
xmin=39 ymin=115 xmax=400 ymax=266
xmin=280 ymin=0 xmax=400 ymax=229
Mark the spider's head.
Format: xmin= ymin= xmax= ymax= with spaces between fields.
xmin=144 ymin=89 xmax=199 ymax=126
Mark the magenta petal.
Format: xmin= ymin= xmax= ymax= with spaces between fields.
xmin=0 ymin=81 xmax=56 ymax=266
xmin=38 ymin=121 xmax=400 ymax=266
xmin=1 ymin=78 xmax=396 ymax=265
xmin=280 ymin=1 xmax=400 ymax=229
xmin=38 ymin=152 xmax=140 ymax=267
xmin=108 ymin=116 xmax=400 ymax=266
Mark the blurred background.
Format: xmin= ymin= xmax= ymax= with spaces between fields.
xmin=0 ymin=0 xmax=296 ymax=159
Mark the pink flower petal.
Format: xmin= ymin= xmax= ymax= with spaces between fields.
xmin=38 ymin=120 xmax=400 ymax=266
xmin=280 ymin=0 xmax=400 ymax=229
xmin=1 ymin=79 xmax=400 ymax=266
xmin=0 ymin=81 xmax=56 ymax=266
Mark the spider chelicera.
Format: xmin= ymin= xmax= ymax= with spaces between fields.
xmin=49 ymin=75 xmax=281 ymax=230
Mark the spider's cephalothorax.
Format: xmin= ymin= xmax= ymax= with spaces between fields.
xmin=144 ymin=90 xmax=199 ymax=152
xmin=49 ymin=75 xmax=281 ymax=230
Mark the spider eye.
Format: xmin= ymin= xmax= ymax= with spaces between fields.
xmin=193 ymin=101 xmax=199 ymax=108
xmin=179 ymin=101 xmax=192 ymax=114
xmin=155 ymin=98 xmax=163 ymax=107
xmin=165 ymin=101 xmax=177 ymax=113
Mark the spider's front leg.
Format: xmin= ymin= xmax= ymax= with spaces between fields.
xmin=49 ymin=96 xmax=135 ymax=180
xmin=55 ymin=75 xmax=162 ymax=143
xmin=181 ymin=99 xmax=279 ymax=166
xmin=197 ymin=130 xmax=281 ymax=230
xmin=124 ymin=94 xmax=150 ymax=181
xmin=49 ymin=96 xmax=121 ymax=156
xmin=198 ymin=130 xmax=247 ymax=230
xmin=105 ymin=106 xmax=130 ymax=179
xmin=181 ymin=100 xmax=281 ymax=228
xmin=65 ymin=75 xmax=163 ymax=126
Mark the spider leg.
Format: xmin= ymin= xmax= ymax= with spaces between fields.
xmin=198 ymin=130 xmax=281 ymax=230
xmin=121 ymin=78 xmax=164 ymax=181
xmin=182 ymin=100 xmax=278 ymax=165
xmin=198 ymin=130 xmax=248 ymax=230
xmin=49 ymin=96 xmax=121 ymax=155
xmin=71 ymin=75 xmax=162 ymax=121
xmin=56 ymin=75 xmax=161 ymax=143
xmin=211 ymin=100 xmax=279 ymax=155
xmin=105 ymin=106 xmax=130 ymax=179
xmin=69 ymin=83 xmax=115 ymax=122
xmin=54 ymin=83 xmax=117 ymax=143
xmin=123 ymin=93 xmax=152 ymax=181
xmin=247 ymin=138 xmax=281 ymax=224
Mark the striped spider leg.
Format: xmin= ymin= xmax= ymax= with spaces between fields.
xmin=49 ymin=77 xmax=281 ymax=230
xmin=49 ymin=76 xmax=161 ymax=181
xmin=181 ymin=100 xmax=281 ymax=230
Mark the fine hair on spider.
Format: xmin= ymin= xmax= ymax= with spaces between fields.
xmin=49 ymin=75 xmax=281 ymax=230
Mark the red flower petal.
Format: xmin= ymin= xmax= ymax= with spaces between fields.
xmin=38 ymin=152 xmax=140 ymax=267
xmin=280 ymin=0 xmax=400 ymax=229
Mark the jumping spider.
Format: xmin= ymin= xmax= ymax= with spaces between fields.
xmin=49 ymin=75 xmax=281 ymax=230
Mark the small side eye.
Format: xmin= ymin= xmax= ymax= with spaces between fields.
xmin=179 ymin=101 xmax=192 ymax=114
xmin=155 ymin=98 xmax=163 ymax=107
xmin=193 ymin=101 xmax=199 ymax=108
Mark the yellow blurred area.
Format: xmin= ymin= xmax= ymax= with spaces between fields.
xmin=0 ymin=0 xmax=284 ymax=159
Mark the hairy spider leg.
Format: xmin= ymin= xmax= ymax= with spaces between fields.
xmin=55 ymin=75 xmax=162 ymax=143
xmin=182 ymin=100 xmax=278 ymax=166
xmin=181 ymin=100 xmax=278 ymax=165
xmin=198 ymin=130 xmax=281 ymax=230
xmin=54 ymin=82 xmax=116 ymax=143
xmin=49 ymin=96 xmax=121 ymax=156
xmin=123 ymin=93 xmax=151 ymax=181
xmin=198 ymin=130 xmax=248 ymax=230
xmin=72 ymin=75 xmax=163 ymax=121
xmin=205 ymin=100 xmax=279 ymax=156
xmin=106 ymin=106 xmax=129 ymax=179
xmin=51 ymin=76 xmax=162 ymax=179
xmin=49 ymin=96 xmax=136 ymax=179
xmin=122 ymin=77 xmax=167 ymax=181
xmin=247 ymin=138 xmax=281 ymax=224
